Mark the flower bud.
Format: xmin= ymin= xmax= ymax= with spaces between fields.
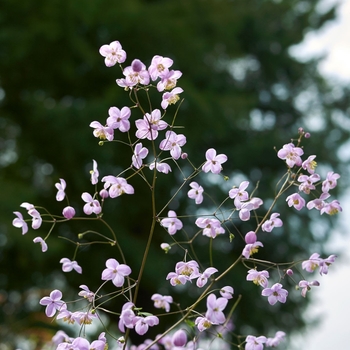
xmin=99 ymin=189 xmax=109 ymax=199
xmin=160 ymin=243 xmax=171 ymax=253
xmin=181 ymin=152 xmax=188 ymax=159
xmin=172 ymin=329 xmax=187 ymax=347
xmin=63 ymin=206 xmax=76 ymax=219
xmin=286 ymin=269 xmax=293 ymax=276
xmin=131 ymin=59 xmax=143 ymax=72
xmin=304 ymin=132 xmax=311 ymax=138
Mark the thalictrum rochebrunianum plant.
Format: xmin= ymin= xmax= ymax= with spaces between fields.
xmin=12 ymin=41 xmax=342 ymax=350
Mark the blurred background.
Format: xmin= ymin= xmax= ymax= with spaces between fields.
xmin=0 ymin=0 xmax=349 ymax=349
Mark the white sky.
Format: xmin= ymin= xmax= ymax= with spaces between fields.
xmin=290 ymin=0 xmax=350 ymax=349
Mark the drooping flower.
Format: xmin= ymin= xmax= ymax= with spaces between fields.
xmin=29 ymin=209 xmax=42 ymax=230
xmin=242 ymin=231 xmax=263 ymax=259
xmin=134 ymin=315 xmax=159 ymax=336
xmin=202 ymin=148 xmax=228 ymax=174
xmin=89 ymin=121 xmax=114 ymax=141
xmin=151 ymin=293 xmax=173 ymax=312
xmin=322 ymin=171 xmax=340 ymax=193
xmin=286 ymin=193 xmax=305 ymax=211
xmin=302 ymin=155 xmax=317 ymax=174
xmin=195 ymin=217 xmax=225 ymax=238
xmin=195 ymin=316 xmax=213 ymax=332
xmin=196 ymin=267 xmax=218 ymax=288
xmin=101 ymin=176 xmax=134 ymax=198
xmin=261 ymin=213 xmax=283 ymax=232
xmin=90 ymin=159 xmax=99 ymax=185
xmin=220 ymin=286 xmax=234 ymax=299
xmin=320 ymin=200 xmax=342 ymax=215
xmin=60 ymin=258 xmax=82 ymax=274
xmin=265 ymin=331 xmax=286 ymax=347
xmin=161 ymin=87 xmax=184 ymax=109
xmin=78 ymin=285 xmax=95 ymax=302
xmin=298 ymin=280 xmax=320 ymax=297
xmin=245 ymin=335 xmax=267 ymax=350
xmin=298 ymin=173 xmax=321 ymax=194
xmin=101 ymin=258 xmax=132 ymax=287
xmin=261 ymin=283 xmax=288 ymax=305
xmin=55 ymin=178 xmax=66 ymax=201
xmin=12 ymin=211 xmax=28 ymax=235
xmin=99 ymin=41 xmax=126 ymax=67
xmin=246 ymin=269 xmax=269 ymax=288
xmin=149 ymin=160 xmax=172 ymax=174
xmin=157 ymin=69 xmax=183 ymax=91
xmin=33 ymin=237 xmax=48 ymax=252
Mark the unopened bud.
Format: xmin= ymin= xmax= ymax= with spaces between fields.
xmin=286 ymin=269 xmax=293 ymax=276
xmin=181 ymin=152 xmax=188 ymax=159
xmin=304 ymin=132 xmax=311 ymax=138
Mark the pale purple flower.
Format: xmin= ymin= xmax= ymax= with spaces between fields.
xmin=99 ymin=41 xmax=126 ymax=67
xmin=55 ymin=178 xmax=66 ymax=201
xmin=148 ymin=55 xmax=173 ymax=80
xmin=322 ymin=171 xmax=340 ymax=192
xmin=29 ymin=209 xmax=42 ymax=229
xmin=160 ymin=243 xmax=171 ymax=252
xmin=116 ymin=59 xmax=150 ymax=88
xmin=220 ymin=286 xmax=234 ymax=299
xmin=188 ymin=181 xmax=204 ymax=204
xmin=175 ymin=260 xmax=200 ymax=279
xmin=62 ymin=206 xmax=75 ymax=219
xmin=90 ymin=121 xmax=114 ymax=141
xmin=157 ymin=69 xmax=183 ymax=91
xmin=99 ymin=188 xmax=109 ymax=199
xmin=302 ymin=155 xmax=317 ymax=174
xmin=299 ymin=280 xmax=320 ymax=297
xmin=73 ymin=310 xmax=98 ymax=325
xmin=56 ymin=309 xmax=75 ymax=324
xmin=195 ymin=217 xmax=225 ymax=238
xmin=160 ymin=210 xmax=183 ymax=235
xmin=196 ymin=267 xmax=218 ymax=288
xmin=242 ymin=231 xmax=263 ymax=259
xmin=286 ymin=193 xmax=305 ymax=211
xmin=39 ymin=289 xmax=66 ymax=317
xmin=195 ymin=316 xmax=212 ymax=332
xmin=52 ymin=330 xmax=72 ymax=345
xmin=78 ymin=285 xmax=95 ymax=302
xmin=33 ymin=237 xmax=48 ymax=252
xmin=101 ymin=258 xmax=131 ymax=287
xmin=159 ymin=130 xmax=186 ymax=160
xmin=261 ymin=283 xmax=288 ymax=305
xmin=149 ymin=160 xmax=172 ymax=174
xmin=239 ymin=197 xmax=263 ymax=221
xmin=202 ymin=148 xmax=228 ymax=174
xmin=302 ymin=253 xmax=321 ymax=273
xmin=319 ymin=254 xmax=337 ymax=275
xmin=135 ymin=109 xmax=167 ymax=140
xmin=81 ymin=192 xmax=102 ymax=215
xmin=166 ymin=271 xmax=189 ymax=286
xmin=298 ymin=173 xmax=320 ymax=194
xmin=20 ymin=202 xmax=35 ymax=210
xmin=132 ymin=142 xmax=149 ymax=169
xmin=205 ymin=293 xmax=228 ymax=324
xmin=161 ymin=87 xmax=183 ymax=109
xmin=60 ymin=258 xmax=82 ymax=274
xmin=101 ymin=176 xmax=134 ymax=198
xmin=151 ymin=293 xmax=173 ymax=312
xmin=229 ymin=181 xmax=249 ymax=209
xmin=277 ymin=143 xmax=304 ymax=167
xmin=307 ymin=192 xmax=330 ymax=211
xmin=134 ymin=315 xmax=159 ymax=336
xmin=245 ymin=335 xmax=267 ymax=350
xmin=265 ymin=331 xmax=286 ymax=347
xmin=119 ymin=302 xmax=135 ymax=332
xmin=246 ymin=269 xmax=269 ymax=288
xmin=90 ymin=159 xmax=99 ymax=185
xmin=107 ymin=106 xmax=131 ymax=133
xmin=320 ymin=200 xmax=342 ymax=215
xmin=261 ymin=213 xmax=283 ymax=232
xmin=12 ymin=211 xmax=28 ymax=235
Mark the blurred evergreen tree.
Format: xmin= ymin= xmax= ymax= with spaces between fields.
xmin=0 ymin=0 xmax=349 ymax=348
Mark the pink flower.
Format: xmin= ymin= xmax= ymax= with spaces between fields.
xmin=220 ymin=286 xmax=234 ymax=299
xmin=148 ymin=55 xmax=173 ymax=80
xmin=265 ymin=331 xmax=286 ymax=347
xmin=62 ymin=206 xmax=75 ymax=219
xmin=175 ymin=260 xmax=200 ymax=279
xmin=196 ymin=267 xmax=218 ymax=288
xmin=298 ymin=280 xmax=320 ymax=297
xmin=132 ymin=142 xmax=149 ymax=169
xmin=286 ymin=193 xmax=305 ymax=211
xmin=246 ymin=269 xmax=269 ymax=288
xmin=160 ymin=210 xmax=183 ymax=235
xmin=195 ymin=217 xmax=225 ymax=238
xmin=298 ymin=174 xmax=320 ymax=194
xmin=277 ymin=143 xmax=304 ymax=167
xmin=119 ymin=302 xmax=135 ymax=332
xmin=134 ymin=315 xmax=159 ymax=335
xmin=188 ymin=181 xmax=204 ymax=204
xmin=60 ymin=258 xmax=82 ymax=274
xmin=149 ymin=160 xmax=172 ymax=174
xmin=195 ymin=316 xmax=212 ymax=332
xmin=90 ymin=159 xmax=99 ymax=185
xmin=151 ymin=293 xmax=173 ymax=312
xmin=101 ymin=176 xmax=134 ymax=198
xmin=89 ymin=121 xmax=114 ymax=141
xmin=101 ymin=258 xmax=131 ymax=287
xmin=322 ymin=171 xmax=340 ymax=192
xmin=307 ymin=192 xmax=330 ymax=211
xmin=242 ymin=231 xmax=263 ymax=259
xmin=55 ymin=178 xmax=66 ymax=201
xmin=29 ymin=209 xmax=42 ymax=229
xmin=202 ymin=148 xmax=228 ymax=174
xmin=107 ymin=106 xmax=131 ymax=133
xmin=302 ymin=155 xmax=317 ymax=174
xmin=161 ymin=87 xmax=184 ymax=109
xmin=205 ymin=293 xmax=228 ymax=324
xmin=261 ymin=283 xmax=288 ymax=305
xmin=159 ymin=130 xmax=186 ymax=160
xmin=229 ymin=181 xmax=249 ymax=208
xmin=12 ymin=211 xmax=28 ymax=235
xmin=39 ymin=289 xmax=66 ymax=317
xmin=99 ymin=41 xmax=126 ymax=67
xmin=320 ymin=200 xmax=342 ymax=215
xmin=157 ymin=69 xmax=183 ymax=91
xmin=261 ymin=213 xmax=283 ymax=232
xmin=172 ymin=329 xmax=187 ymax=347
xmin=33 ymin=237 xmax=48 ymax=252
xmin=78 ymin=285 xmax=95 ymax=302
xmin=166 ymin=271 xmax=189 ymax=286
xmin=116 ymin=59 xmax=150 ymax=88
xmin=245 ymin=335 xmax=267 ymax=350
xmin=81 ymin=192 xmax=102 ymax=215
xmin=302 ymin=253 xmax=321 ymax=273
xmin=135 ymin=109 xmax=168 ymax=140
